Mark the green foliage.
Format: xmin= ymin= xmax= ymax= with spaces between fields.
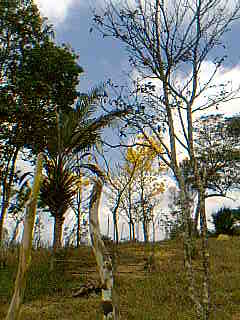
xmin=225 ymin=114 xmax=240 ymax=138
xmin=13 ymin=41 xmax=82 ymax=110
xmin=212 ymin=207 xmax=240 ymax=235
xmin=12 ymin=42 xmax=83 ymax=153
xmin=0 ymin=0 xmax=52 ymax=119
xmin=181 ymin=114 xmax=240 ymax=196
xmin=40 ymin=156 xmax=80 ymax=220
xmin=101 ymin=234 xmax=112 ymax=242
xmin=40 ymin=87 xmax=128 ymax=248
xmin=8 ymin=182 xmax=31 ymax=217
xmin=0 ymin=0 xmax=84 ymax=154
xmin=168 ymin=219 xmax=184 ymax=240
xmin=168 ymin=217 xmax=197 ymax=240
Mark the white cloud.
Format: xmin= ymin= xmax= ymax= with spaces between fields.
xmin=34 ymin=0 xmax=240 ymax=27
xmin=132 ymin=60 xmax=240 ymax=128
xmin=193 ymin=61 xmax=240 ymax=116
xmin=34 ymin=0 xmax=75 ymax=25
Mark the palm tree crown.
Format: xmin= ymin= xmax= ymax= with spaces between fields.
xmin=40 ymin=87 xmax=128 ymax=249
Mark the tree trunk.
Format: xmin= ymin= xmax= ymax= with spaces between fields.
xmin=0 ymin=202 xmax=8 ymax=245
xmin=178 ymin=181 xmax=203 ymax=318
xmin=89 ymin=178 xmax=119 ymax=319
xmin=136 ymin=222 xmax=139 ymax=241
xmin=128 ymin=220 xmax=135 ymax=241
xmin=131 ymin=222 xmax=135 ymax=242
xmin=128 ymin=190 xmax=133 ymax=241
xmin=75 ymin=156 xmax=82 ymax=248
xmin=142 ymin=219 xmax=149 ymax=243
xmin=0 ymin=147 xmax=19 ymax=244
xmin=128 ymin=222 xmax=132 ymax=241
xmin=191 ymin=140 xmax=210 ymax=319
xmin=10 ymin=220 xmax=21 ymax=246
xmin=107 ymin=215 xmax=110 ymax=239
xmin=198 ymin=185 xmax=210 ymax=320
xmin=76 ymin=177 xmax=82 ymax=247
xmin=112 ymin=209 xmax=119 ymax=244
xmin=53 ymin=215 xmax=64 ymax=251
xmin=194 ymin=193 xmax=201 ymax=236
xmin=5 ymin=152 xmax=43 ymax=320
xmin=76 ymin=203 xmax=81 ymax=247
xmin=120 ymin=223 xmax=125 ymax=241
xmin=152 ymin=220 xmax=155 ymax=243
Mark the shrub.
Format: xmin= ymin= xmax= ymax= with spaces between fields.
xmin=206 ymin=229 xmax=217 ymax=238
xmin=168 ymin=217 xmax=197 ymax=240
xmin=212 ymin=207 xmax=240 ymax=236
xmin=101 ymin=234 xmax=112 ymax=242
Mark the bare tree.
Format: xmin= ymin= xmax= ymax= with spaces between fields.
xmin=93 ymin=1 xmax=240 ymax=318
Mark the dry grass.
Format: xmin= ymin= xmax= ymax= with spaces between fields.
xmin=1 ymin=238 xmax=240 ymax=319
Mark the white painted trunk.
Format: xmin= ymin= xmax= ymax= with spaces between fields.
xmin=89 ymin=178 xmax=119 ymax=319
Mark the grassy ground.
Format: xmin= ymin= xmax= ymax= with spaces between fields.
xmin=1 ymin=238 xmax=240 ymax=319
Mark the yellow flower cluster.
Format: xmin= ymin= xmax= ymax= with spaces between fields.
xmin=125 ymin=134 xmax=163 ymax=172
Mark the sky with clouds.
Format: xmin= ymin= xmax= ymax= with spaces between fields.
xmin=33 ymin=0 xmax=240 ymax=94
xmin=34 ymin=0 xmax=130 ymax=92
xmin=27 ymin=0 xmax=240 ymax=242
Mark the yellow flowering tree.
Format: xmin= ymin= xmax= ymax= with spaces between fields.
xmin=125 ymin=135 xmax=165 ymax=242
xmin=71 ymin=165 xmax=90 ymax=247
xmin=108 ymin=134 xmax=165 ymax=242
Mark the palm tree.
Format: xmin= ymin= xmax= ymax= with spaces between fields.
xmin=40 ymin=155 xmax=79 ymax=250
xmin=40 ymin=88 xmax=128 ymax=250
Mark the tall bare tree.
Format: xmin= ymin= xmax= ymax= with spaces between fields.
xmin=93 ymin=1 xmax=240 ymax=318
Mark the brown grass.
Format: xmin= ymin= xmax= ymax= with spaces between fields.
xmin=1 ymin=238 xmax=240 ymax=319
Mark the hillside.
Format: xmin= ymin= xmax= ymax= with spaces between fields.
xmin=1 ymin=238 xmax=240 ymax=319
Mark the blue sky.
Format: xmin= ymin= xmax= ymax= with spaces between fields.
xmin=28 ymin=0 xmax=240 ymax=242
xmin=33 ymin=0 xmax=240 ymax=98
xmin=34 ymin=0 xmax=240 ymax=110
xmin=35 ymin=0 xmax=130 ymax=92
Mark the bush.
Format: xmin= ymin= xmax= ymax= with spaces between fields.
xmin=168 ymin=220 xmax=184 ymax=239
xmin=101 ymin=234 xmax=112 ymax=242
xmin=168 ymin=217 xmax=198 ymax=240
xmin=206 ymin=229 xmax=217 ymax=238
xmin=212 ymin=207 xmax=240 ymax=236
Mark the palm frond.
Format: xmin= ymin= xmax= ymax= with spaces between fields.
xmin=69 ymin=108 xmax=129 ymax=153
xmin=40 ymin=86 xmax=128 ymax=219
xmin=40 ymin=156 xmax=80 ymax=218
xmin=76 ymin=86 xmax=104 ymax=121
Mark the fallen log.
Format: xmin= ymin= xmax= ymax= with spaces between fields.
xmin=72 ymin=280 xmax=102 ymax=297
